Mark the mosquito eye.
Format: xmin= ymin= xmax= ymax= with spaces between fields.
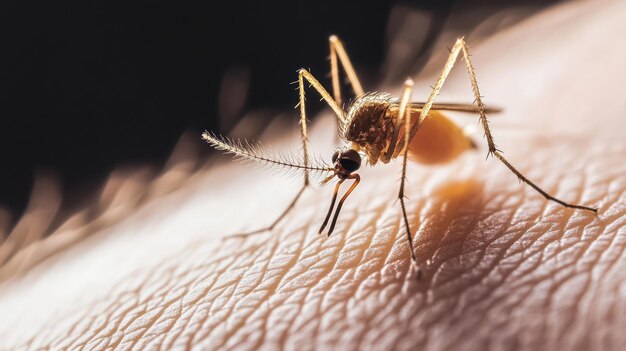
xmin=332 ymin=150 xmax=340 ymax=163
xmin=339 ymin=149 xmax=361 ymax=173
xmin=339 ymin=158 xmax=359 ymax=173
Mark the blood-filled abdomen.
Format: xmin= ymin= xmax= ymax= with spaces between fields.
xmin=408 ymin=110 xmax=475 ymax=164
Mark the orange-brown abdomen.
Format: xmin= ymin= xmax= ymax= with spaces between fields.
xmin=408 ymin=110 xmax=474 ymax=164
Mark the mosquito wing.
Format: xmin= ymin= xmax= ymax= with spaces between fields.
xmin=409 ymin=102 xmax=501 ymax=114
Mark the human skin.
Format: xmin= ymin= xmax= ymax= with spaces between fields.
xmin=0 ymin=1 xmax=625 ymax=350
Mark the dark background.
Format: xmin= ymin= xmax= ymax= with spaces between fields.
xmin=0 ymin=0 xmax=555 ymax=220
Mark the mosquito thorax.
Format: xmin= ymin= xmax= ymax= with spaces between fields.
xmin=344 ymin=92 xmax=398 ymax=165
xmin=332 ymin=149 xmax=361 ymax=178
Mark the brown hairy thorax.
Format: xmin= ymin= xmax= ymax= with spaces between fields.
xmin=343 ymin=92 xmax=401 ymax=165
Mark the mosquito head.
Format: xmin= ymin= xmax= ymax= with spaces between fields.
xmin=331 ymin=149 xmax=361 ymax=178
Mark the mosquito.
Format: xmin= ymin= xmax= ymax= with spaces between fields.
xmin=202 ymin=35 xmax=598 ymax=272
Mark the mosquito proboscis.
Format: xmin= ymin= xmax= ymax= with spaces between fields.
xmin=202 ymin=35 xmax=598 ymax=276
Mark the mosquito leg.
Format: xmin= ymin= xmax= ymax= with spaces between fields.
xmin=295 ymin=68 xmax=340 ymax=187
xmin=298 ymin=68 xmax=347 ymax=126
xmin=227 ymin=185 xmax=307 ymax=238
xmin=458 ymin=40 xmax=597 ymax=213
xmin=225 ymin=69 xmax=345 ymax=240
xmin=329 ymin=35 xmax=365 ymax=107
xmin=329 ymin=35 xmax=364 ymax=143
xmin=225 ymin=72 xmax=314 ymax=238
xmin=397 ymin=78 xmax=420 ymax=273
xmin=408 ymin=38 xmax=598 ymax=214
xmin=298 ymin=68 xmax=347 ymax=124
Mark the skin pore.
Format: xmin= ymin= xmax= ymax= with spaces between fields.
xmin=1 ymin=0 xmax=625 ymax=349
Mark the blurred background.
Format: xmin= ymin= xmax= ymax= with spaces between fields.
xmin=0 ymin=0 xmax=560 ymax=231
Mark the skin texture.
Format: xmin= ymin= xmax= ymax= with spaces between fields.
xmin=0 ymin=1 xmax=625 ymax=350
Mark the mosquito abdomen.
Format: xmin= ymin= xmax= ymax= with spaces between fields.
xmin=407 ymin=110 xmax=475 ymax=164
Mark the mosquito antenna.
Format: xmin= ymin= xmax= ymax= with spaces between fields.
xmin=202 ymin=131 xmax=334 ymax=177
xmin=319 ymin=179 xmax=344 ymax=234
xmin=327 ymin=174 xmax=360 ymax=236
